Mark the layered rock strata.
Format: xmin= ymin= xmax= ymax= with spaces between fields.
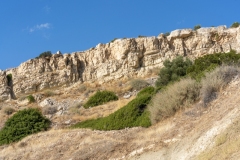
xmin=1 ymin=26 xmax=240 ymax=99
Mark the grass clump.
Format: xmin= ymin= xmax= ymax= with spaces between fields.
xmin=27 ymin=95 xmax=35 ymax=103
xmin=0 ymin=108 xmax=50 ymax=145
xmin=130 ymin=79 xmax=149 ymax=90
xmin=200 ymin=65 xmax=240 ymax=106
xmin=150 ymin=78 xmax=200 ymax=124
xmin=84 ymin=90 xmax=118 ymax=108
xmin=72 ymin=87 xmax=154 ymax=130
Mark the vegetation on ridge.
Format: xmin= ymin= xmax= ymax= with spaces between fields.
xmin=37 ymin=51 xmax=52 ymax=59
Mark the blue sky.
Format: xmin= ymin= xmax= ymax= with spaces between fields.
xmin=0 ymin=0 xmax=239 ymax=70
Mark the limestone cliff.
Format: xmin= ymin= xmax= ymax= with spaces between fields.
xmin=1 ymin=25 xmax=240 ymax=100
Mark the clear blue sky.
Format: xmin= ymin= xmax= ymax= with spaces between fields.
xmin=0 ymin=0 xmax=239 ymax=70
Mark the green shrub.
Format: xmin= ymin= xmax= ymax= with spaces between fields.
xmin=37 ymin=51 xmax=52 ymax=58
xmin=200 ymin=65 xmax=240 ymax=106
xmin=27 ymin=95 xmax=35 ymax=103
xmin=194 ymin=25 xmax=201 ymax=30
xmin=130 ymin=79 xmax=149 ymax=90
xmin=150 ymin=78 xmax=200 ymax=124
xmin=163 ymin=32 xmax=170 ymax=37
xmin=155 ymin=56 xmax=192 ymax=87
xmin=0 ymin=108 xmax=50 ymax=145
xmin=187 ymin=50 xmax=240 ymax=80
xmin=72 ymin=87 xmax=154 ymax=130
xmin=230 ymin=22 xmax=240 ymax=28
xmin=83 ymin=90 xmax=118 ymax=108
xmin=138 ymin=35 xmax=146 ymax=38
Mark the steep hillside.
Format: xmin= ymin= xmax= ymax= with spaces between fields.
xmin=1 ymin=71 xmax=240 ymax=160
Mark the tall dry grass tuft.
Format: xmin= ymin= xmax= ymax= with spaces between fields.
xmin=149 ymin=78 xmax=200 ymax=124
xmin=200 ymin=65 xmax=240 ymax=106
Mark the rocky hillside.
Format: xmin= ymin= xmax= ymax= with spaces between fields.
xmin=1 ymin=72 xmax=240 ymax=160
xmin=1 ymin=25 xmax=240 ymax=101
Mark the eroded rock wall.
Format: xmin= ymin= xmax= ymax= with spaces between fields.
xmin=3 ymin=26 xmax=240 ymax=98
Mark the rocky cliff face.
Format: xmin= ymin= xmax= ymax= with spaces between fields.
xmin=1 ymin=25 xmax=240 ymax=100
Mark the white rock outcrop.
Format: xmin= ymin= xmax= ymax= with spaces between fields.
xmin=1 ymin=26 xmax=240 ymax=99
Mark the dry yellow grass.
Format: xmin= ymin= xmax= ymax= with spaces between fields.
xmin=149 ymin=78 xmax=200 ymax=124
xmin=71 ymin=97 xmax=135 ymax=122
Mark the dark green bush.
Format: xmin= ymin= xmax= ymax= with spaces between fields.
xmin=84 ymin=90 xmax=118 ymax=108
xmin=187 ymin=50 xmax=240 ymax=80
xmin=163 ymin=32 xmax=170 ymax=37
xmin=194 ymin=25 xmax=201 ymax=30
xmin=0 ymin=108 xmax=50 ymax=145
xmin=230 ymin=22 xmax=240 ymax=28
xmin=155 ymin=56 xmax=192 ymax=87
xmin=37 ymin=51 xmax=52 ymax=58
xmin=27 ymin=95 xmax=35 ymax=103
xmin=72 ymin=87 xmax=154 ymax=130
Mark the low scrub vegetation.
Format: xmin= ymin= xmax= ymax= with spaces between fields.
xmin=72 ymin=87 xmax=155 ymax=130
xmin=27 ymin=95 xmax=35 ymax=103
xmin=37 ymin=51 xmax=52 ymax=59
xmin=187 ymin=50 xmax=240 ymax=80
xmin=0 ymin=108 xmax=50 ymax=145
xmin=71 ymin=51 xmax=240 ymax=130
xmin=194 ymin=25 xmax=201 ymax=30
xmin=200 ymin=65 xmax=240 ymax=106
xmin=129 ymin=79 xmax=149 ymax=90
xmin=155 ymin=56 xmax=192 ymax=88
xmin=230 ymin=22 xmax=240 ymax=28
xmin=150 ymin=78 xmax=200 ymax=124
xmin=84 ymin=90 xmax=118 ymax=108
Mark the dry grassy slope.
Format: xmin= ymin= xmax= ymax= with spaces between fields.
xmin=1 ymin=77 xmax=240 ymax=160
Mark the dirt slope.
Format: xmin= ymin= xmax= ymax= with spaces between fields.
xmin=1 ymin=78 xmax=240 ymax=160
